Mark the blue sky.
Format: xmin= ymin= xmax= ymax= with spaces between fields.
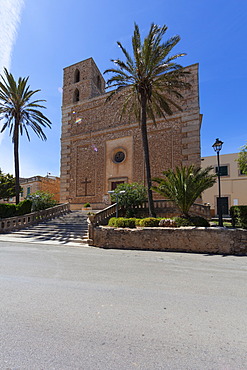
xmin=0 ymin=0 xmax=246 ymax=177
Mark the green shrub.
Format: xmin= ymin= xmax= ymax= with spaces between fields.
xmin=16 ymin=199 xmax=32 ymax=216
xmin=0 ymin=203 xmax=16 ymax=219
xmin=108 ymin=217 xmax=136 ymax=228
xmin=135 ymin=218 xmax=142 ymax=226
xmin=139 ymin=217 xmax=160 ymax=227
xmin=173 ymin=217 xmax=191 ymax=227
xmin=174 ymin=216 xmax=209 ymax=227
xmin=230 ymin=206 xmax=247 ymax=229
xmin=189 ymin=216 xmax=210 ymax=227
xmin=108 ymin=217 xmax=117 ymax=227
xmin=124 ymin=218 xmax=136 ymax=228
xmin=29 ymin=191 xmax=57 ymax=211
xmin=83 ymin=202 xmax=91 ymax=208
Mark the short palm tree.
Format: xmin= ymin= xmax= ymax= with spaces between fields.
xmin=104 ymin=23 xmax=190 ymax=217
xmin=152 ymin=165 xmax=216 ymax=218
xmin=0 ymin=68 xmax=51 ymax=204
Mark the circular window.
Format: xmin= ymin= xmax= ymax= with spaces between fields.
xmin=114 ymin=151 xmax=125 ymax=163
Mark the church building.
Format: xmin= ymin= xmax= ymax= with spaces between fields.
xmin=60 ymin=58 xmax=202 ymax=209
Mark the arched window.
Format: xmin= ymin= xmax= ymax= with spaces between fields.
xmin=97 ymin=75 xmax=101 ymax=91
xmin=73 ymin=88 xmax=80 ymax=102
xmin=74 ymin=69 xmax=80 ymax=83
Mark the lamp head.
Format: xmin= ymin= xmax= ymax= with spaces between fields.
xmin=212 ymin=138 xmax=223 ymax=152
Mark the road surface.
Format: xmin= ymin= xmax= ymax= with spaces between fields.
xmin=0 ymin=240 xmax=246 ymax=369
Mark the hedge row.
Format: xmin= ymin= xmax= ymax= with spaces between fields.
xmin=230 ymin=206 xmax=247 ymax=229
xmin=108 ymin=216 xmax=209 ymax=228
xmin=0 ymin=200 xmax=32 ymax=219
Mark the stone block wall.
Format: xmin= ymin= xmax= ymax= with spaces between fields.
xmin=90 ymin=226 xmax=247 ymax=255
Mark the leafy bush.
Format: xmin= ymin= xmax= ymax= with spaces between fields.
xmin=29 ymin=191 xmax=57 ymax=211
xmin=0 ymin=203 xmax=16 ymax=219
xmin=0 ymin=199 xmax=32 ymax=219
xmin=139 ymin=217 xmax=160 ymax=227
xmin=189 ymin=216 xmax=210 ymax=227
xmin=110 ymin=182 xmax=147 ymax=217
xmin=174 ymin=216 xmax=209 ymax=227
xmin=230 ymin=206 xmax=247 ymax=229
xmin=16 ymin=199 xmax=32 ymax=216
xmin=108 ymin=217 xmax=117 ymax=227
xmin=83 ymin=202 xmax=91 ymax=208
xmin=173 ymin=217 xmax=191 ymax=227
xmin=108 ymin=217 xmax=136 ymax=228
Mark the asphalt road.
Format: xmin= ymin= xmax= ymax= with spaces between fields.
xmin=0 ymin=240 xmax=246 ymax=369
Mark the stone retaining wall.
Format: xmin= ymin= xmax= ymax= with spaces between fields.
xmin=89 ymin=226 xmax=247 ymax=255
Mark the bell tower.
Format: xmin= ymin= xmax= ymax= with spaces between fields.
xmin=62 ymin=57 xmax=105 ymax=106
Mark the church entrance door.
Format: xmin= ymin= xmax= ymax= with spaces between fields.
xmin=111 ymin=181 xmax=125 ymax=191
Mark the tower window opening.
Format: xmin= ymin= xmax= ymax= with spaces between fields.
xmin=74 ymin=69 xmax=80 ymax=83
xmin=73 ymin=88 xmax=80 ymax=102
xmin=97 ymin=75 xmax=101 ymax=91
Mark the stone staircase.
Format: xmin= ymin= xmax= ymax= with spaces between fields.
xmin=0 ymin=211 xmax=89 ymax=245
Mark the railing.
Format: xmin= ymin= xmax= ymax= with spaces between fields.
xmin=90 ymin=200 xmax=211 ymax=226
xmin=0 ymin=203 xmax=70 ymax=233
xmin=92 ymin=203 xmax=118 ymax=225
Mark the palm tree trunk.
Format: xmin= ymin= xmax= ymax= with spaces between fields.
xmin=14 ymin=120 xmax=20 ymax=205
xmin=140 ymin=93 xmax=156 ymax=217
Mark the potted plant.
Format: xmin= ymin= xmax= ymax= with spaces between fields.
xmin=83 ymin=202 xmax=92 ymax=210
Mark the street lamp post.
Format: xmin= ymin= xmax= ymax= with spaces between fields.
xmin=212 ymin=138 xmax=224 ymax=227
xmin=108 ymin=190 xmax=126 ymax=218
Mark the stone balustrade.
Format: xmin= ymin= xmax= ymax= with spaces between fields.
xmin=0 ymin=203 xmax=70 ymax=233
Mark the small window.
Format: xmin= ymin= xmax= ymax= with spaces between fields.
xmin=215 ymin=165 xmax=228 ymax=176
xmin=73 ymin=89 xmax=80 ymax=103
xmin=97 ymin=75 xmax=101 ymax=91
xmin=74 ymin=69 xmax=80 ymax=83
xmin=239 ymin=169 xmax=247 ymax=176
xmin=27 ymin=187 xmax=31 ymax=197
xmin=114 ymin=151 xmax=125 ymax=163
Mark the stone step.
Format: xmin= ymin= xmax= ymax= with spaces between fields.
xmin=5 ymin=211 xmax=89 ymax=245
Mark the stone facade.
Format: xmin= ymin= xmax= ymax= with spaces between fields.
xmin=60 ymin=58 xmax=202 ymax=209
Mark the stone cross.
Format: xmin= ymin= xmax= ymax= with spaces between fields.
xmin=81 ymin=177 xmax=91 ymax=196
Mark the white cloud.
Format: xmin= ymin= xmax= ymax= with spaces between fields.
xmin=0 ymin=0 xmax=25 ymax=146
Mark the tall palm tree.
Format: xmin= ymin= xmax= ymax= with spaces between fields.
xmin=104 ymin=23 xmax=191 ymax=217
xmin=0 ymin=68 xmax=51 ymax=204
xmin=152 ymin=165 xmax=216 ymax=218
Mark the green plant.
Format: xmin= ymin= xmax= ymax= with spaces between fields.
xmin=152 ymin=165 xmax=216 ymax=218
xmin=108 ymin=217 xmax=117 ymax=227
xmin=83 ymin=202 xmax=91 ymax=208
xmin=0 ymin=68 xmax=51 ymax=204
xmin=0 ymin=169 xmax=16 ymax=200
xmin=104 ymin=23 xmax=190 ymax=217
xmin=237 ymin=142 xmax=247 ymax=175
xmin=139 ymin=217 xmax=160 ymax=227
xmin=108 ymin=217 xmax=136 ymax=228
xmin=0 ymin=203 xmax=16 ymax=219
xmin=16 ymin=199 xmax=32 ymax=215
xmin=110 ymin=183 xmax=147 ymax=218
xmin=29 ymin=191 xmax=57 ymax=211
xmin=174 ymin=216 xmax=209 ymax=227
xmin=230 ymin=206 xmax=247 ymax=229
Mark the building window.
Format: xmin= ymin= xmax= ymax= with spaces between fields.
xmin=239 ymin=169 xmax=247 ymax=176
xmin=73 ymin=89 xmax=80 ymax=103
xmin=97 ymin=75 xmax=101 ymax=91
xmin=26 ymin=187 xmax=31 ymax=197
xmin=74 ymin=69 xmax=80 ymax=83
xmin=114 ymin=151 xmax=125 ymax=163
xmin=215 ymin=165 xmax=229 ymax=176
